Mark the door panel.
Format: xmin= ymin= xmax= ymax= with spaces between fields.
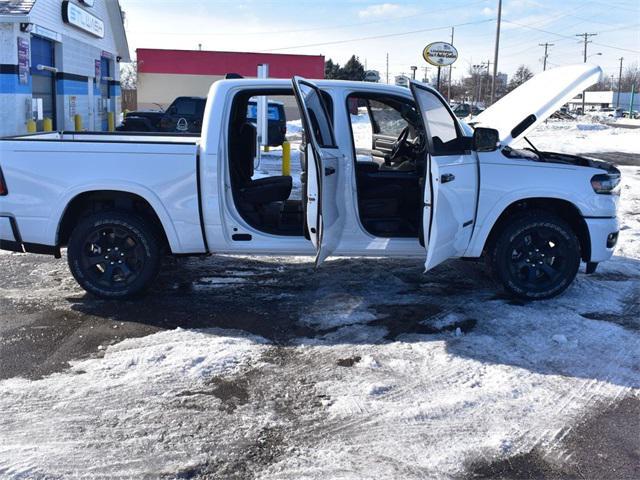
xmin=292 ymin=77 xmax=343 ymax=266
xmin=410 ymin=81 xmax=478 ymax=271
xmin=425 ymin=155 xmax=478 ymax=269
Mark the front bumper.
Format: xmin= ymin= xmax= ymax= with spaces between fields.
xmin=585 ymin=216 xmax=619 ymax=263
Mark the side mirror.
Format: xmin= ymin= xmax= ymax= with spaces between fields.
xmin=473 ymin=127 xmax=500 ymax=152
xmin=167 ymin=106 xmax=177 ymax=115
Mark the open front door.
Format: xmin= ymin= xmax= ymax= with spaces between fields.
xmin=292 ymin=76 xmax=343 ymax=266
xmin=410 ymin=81 xmax=479 ymax=271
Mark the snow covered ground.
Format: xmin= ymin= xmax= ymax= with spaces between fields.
xmin=515 ymin=118 xmax=640 ymax=154
xmin=0 ymin=123 xmax=639 ymax=479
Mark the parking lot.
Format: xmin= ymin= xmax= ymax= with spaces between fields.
xmin=1 ymin=158 xmax=639 ymax=479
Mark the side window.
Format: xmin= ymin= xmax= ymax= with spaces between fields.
xmin=347 ymin=97 xmax=373 ymax=151
xmin=369 ymin=99 xmax=409 ymax=137
xmin=298 ymin=83 xmax=336 ymax=148
xmin=413 ymin=89 xmax=463 ymax=155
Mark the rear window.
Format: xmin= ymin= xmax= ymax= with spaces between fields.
xmin=173 ymin=99 xmax=199 ymax=116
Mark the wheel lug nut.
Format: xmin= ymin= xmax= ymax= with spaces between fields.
xmin=110 ymin=262 xmax=114 ymax=265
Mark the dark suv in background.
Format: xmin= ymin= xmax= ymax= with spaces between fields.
xmin=118 ymin=96 xmax=287 ymax=144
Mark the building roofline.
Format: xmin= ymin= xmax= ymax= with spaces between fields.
xmin=0 ymin=14 xmax=29 ymax=22
xmin=107 ymin=1 xmax=130 ymax=62
xmin=136 ymin=47 xmax=324 ymax=59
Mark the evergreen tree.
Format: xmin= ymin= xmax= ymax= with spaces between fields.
xmin=340 ymin=55 xmax=365 ymax=81
xmin=324 ymin=56 xmax=365 ymax=81
xmin=324 ymin=59 xmax=341 ymax=79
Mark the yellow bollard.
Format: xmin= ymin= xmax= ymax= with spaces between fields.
xmin=282 ymin=141 xmax=291 ymax=177
xmin=43 ymin=118 xmax=53 ymax=132
xmin=74 ymin=114 xmax=83 ymax=131
xmin=26 ymin=119 xmax=36 ymax=133
xmin=107 ymin=112 xmax=115 ymax=132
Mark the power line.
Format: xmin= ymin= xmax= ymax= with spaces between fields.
xmin=260 ymin=19 xmax=494 ymax=52
xmin=503 ymin=19 xmax=640 ymax=54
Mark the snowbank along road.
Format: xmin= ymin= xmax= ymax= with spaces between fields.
xmin=0 ymin=124 xmax=639 ymax=478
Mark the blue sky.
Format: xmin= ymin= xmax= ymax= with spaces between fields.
xmin=120 ymin=0 xmax=640 ymax=82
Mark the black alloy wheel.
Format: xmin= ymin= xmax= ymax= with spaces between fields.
xmin=490 ymin=211 xmax=581 ymax=300
xmin=68 ymin=212 xmax=161 ymax=299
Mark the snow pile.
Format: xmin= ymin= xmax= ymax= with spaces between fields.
xmin=515 ymin=120 xmax=639 ymax=154
xmin=0 ymin=328 xmax=268 ymax=478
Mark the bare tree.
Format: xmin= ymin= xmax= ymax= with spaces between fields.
xmin=620 ymin=63 xmax=639 ymax=92
xmin=506 ymin=65 xmax=533 ymax=93
xmin=120 ymin=61 xmax=137 ymax=90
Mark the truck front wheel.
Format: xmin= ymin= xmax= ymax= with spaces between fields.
xmin=67 ymin=211 xmax=161 ymax=299
xmin=489 ymin=212 xmax=580 ymax=300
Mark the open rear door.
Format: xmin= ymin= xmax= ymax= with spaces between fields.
xmin=292 ymin=76 xmax=343 ymax=266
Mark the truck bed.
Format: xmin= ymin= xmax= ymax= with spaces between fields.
xmin=0 ymin=131 xmax=206 ymax=254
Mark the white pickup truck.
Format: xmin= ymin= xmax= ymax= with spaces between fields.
xmin=0 ymin=64 xmax=620 ymax=300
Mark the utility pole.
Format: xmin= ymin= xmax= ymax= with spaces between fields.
xmin=447 ymin=26 xmax=454 ymax=101
xmin=482 ymin=61 xmax=491 ymax=104
xmin=539 ymin=42 xmax=554 ymax=71
xmin=422 ymin=66 xmax=429 ymax=83
xmin=490 ymin=0 xmax=502 ymax=105
xmin=616 ymin=57 xmax=624 ymax=108
xmin=386 ymin=53 xmax=389 ymax=84
xmin=577 ymin=32 xmax=597 ymax=115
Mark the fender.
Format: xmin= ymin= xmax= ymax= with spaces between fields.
xmin=464 ymin=188 xmax=585 ymax=258
xmin=49 ymin=181 xmax=184 ymax=253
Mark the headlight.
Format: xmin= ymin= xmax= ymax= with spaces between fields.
xmin=591 ymin=173 xmax=621 ymax=195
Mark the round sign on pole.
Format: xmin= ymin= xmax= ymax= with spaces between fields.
xmin=422 ymin=42 xmax=458 ymax=67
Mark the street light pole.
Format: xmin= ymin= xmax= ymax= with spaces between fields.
xmin=448 ymin=26 xmax=454 ymax=102
xmin=490 ymin=0 xmax=502 ymax=105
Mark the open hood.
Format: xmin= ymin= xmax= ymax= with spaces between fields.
xmin=472 ymin=64 xmax=602 ymax=146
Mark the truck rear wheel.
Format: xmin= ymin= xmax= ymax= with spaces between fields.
xmin=489 ymin=211 xmax=580 ymax=300
xmin=67 ymin=211 xmax=161 ymax=299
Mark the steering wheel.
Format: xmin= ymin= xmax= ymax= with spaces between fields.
xmin=389 ymin=126 xmax=410 ymax=163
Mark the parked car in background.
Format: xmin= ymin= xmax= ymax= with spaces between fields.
xmin=118 ymin=97 xmax=287 ymax=143
xmin=246 ymin=99 xmax=287 ymax=146
xmin=452 ymin=103 xmax=485 ymax=118
xmin=117 ymin=96 xmax=205 ymax=134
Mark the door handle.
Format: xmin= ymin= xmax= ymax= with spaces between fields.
xmin=325 ymin=167 xmax=336 ymax=176
xmin=441 ymin=173 xmax=455 ymax=183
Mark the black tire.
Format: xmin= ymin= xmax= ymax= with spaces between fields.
xmin=489 ymin=211 xmax=581 ymax=300
xmin=67 ymin=211 xmax=161 ymax=299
